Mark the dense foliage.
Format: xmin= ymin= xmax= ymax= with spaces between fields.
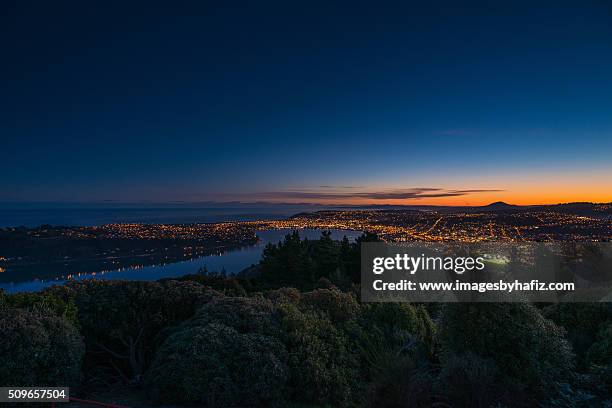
xmin=279 ymin=299 xmax=359 ymax=405
xmin=439 ymin=303 xmax=575 ymax=405
xmin=45 ymin=280 xmax=221 ymax=383
xmin=257 ymin=230 xmax=378 ymax=289
xmin=543 ymin=302 xmax=612 ymax=366
xmin=146 ymin=296 xmax=288 ymax=406
xmin=0 ymin=305 xmax=84 ymax=387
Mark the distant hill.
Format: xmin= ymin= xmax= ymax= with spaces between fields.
xmin=475 ymin=201 xmax=520 ymax=211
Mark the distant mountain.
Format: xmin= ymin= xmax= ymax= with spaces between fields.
xmin=476 ymin=201 xmax=520 ymax=211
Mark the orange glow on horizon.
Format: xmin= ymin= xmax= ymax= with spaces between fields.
xmin=262 ymin=179 xmax=612 ymax=206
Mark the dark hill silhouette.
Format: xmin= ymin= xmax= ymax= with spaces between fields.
xmin=478 ymin=201 xmax=519 ymax=211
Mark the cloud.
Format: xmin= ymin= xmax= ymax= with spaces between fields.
xmin=452 ymin=189 xmax=505 ymax=193
xmin=317 ymin=185 xmax=363 ymax=189
xmin=247 ymin=187 xmax=504 ymax=201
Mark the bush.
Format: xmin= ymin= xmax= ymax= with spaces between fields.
xmin=168 ymin=268 xmax=250 ymax=296
xmin=265 ymin=287 xmax=301 ymax=305
xmin=146 ymin=296 xmax=288 ymax=406
xmin=185 ymin=295 xmax=281 ymax=336
xmin=358 ymin=303 xmax=436 ymax=360
xmin=588 ymin=364 xmax=612 ymax=395
xmin=45 ymin=279 xmax=220 ymax=383
xmin=1 ymin=290 xmax=79 ymax=327
xmin=365 ymin=359 xmax=437 ymax=408
xmin=439 ymin=303 xmax=574 ymax=394
xmin=301 ymin=287 xmax=360 ymax=323
xmin=437 ymin=352 xmax=502 ymax=408
xmin=0 ymin=307 xmax=84 ymax=387
xmin=586 ymin=322 xmax=612 ymax=367
xmin=279 ymin=303 xmax=359 ymax=406
xmin=355 ymin=303 xmax=437 ymax=407
xmin=543 ymin=303 xmax=612 ymax=366
xmin=146 ymin=323 xmax=288 ymax=406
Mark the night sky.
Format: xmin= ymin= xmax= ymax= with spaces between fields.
xmin=2 ymin=1 xmax=612 ymax=205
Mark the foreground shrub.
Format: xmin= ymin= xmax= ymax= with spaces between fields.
xmin=168 ymin=268 xmax=250 ymax=296
xmin=0 ymin=307 xmax=84 ymax=387
xmin=588 ymin=364 xmax=612 ymax=395
xmin=265 ymin=287 xmax=302 ymax=305
xmin=586 ymin=322 xmax=612 ymax=367
xmin=439 ymin=303 xmax=574 ymax=396
xmin=146 ymin=323 xmax=288 ymax=406
xmin=437 ymin=352 xmax=501 ymax=408
xmin=280 ymin=303 xmax=359 ymax=406
xmin=544 ymin=302 xmax=612 ymax=366
xmin=544 ymin=303 xmax=612 ymax=403
xmin=355 ymin=303 xmax=437 ymax=407
xmin=358 ymin=303 xmax=436 ymax=356
xmin=301 ymin=287 xmax=360 ymax=323
xmin=587 ymin=323 xmax=612 ymax=396
xmin=1 ymin=290 xmax=79 ymax=327
xmin=184 ymin=295 xmax=281 ymax=336
xmin=146 ymin=296 xmax=288 ymax=406
xmin=46 ymin=280 xmax=220 ymax=383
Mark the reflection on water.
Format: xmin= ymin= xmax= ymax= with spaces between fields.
xmin=0 ymin=229 xmax=361 ymax=293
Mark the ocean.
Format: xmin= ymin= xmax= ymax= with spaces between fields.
xmin=0 ymin=204 xmax=330 ymax=227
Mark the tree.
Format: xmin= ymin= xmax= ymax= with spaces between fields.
xmin=279 ymin=303 xmax=359 ymax=406
xmin=0 ymin=307 xmax=84 ymax=387
xmin=354 ymin=303 xmax=437 ymax=407
xmin=46 ymin=280 xmax=220 ymax=384
xmin=146 ymin=296 xmax=288 ymax=406
xmin=438 ymin=303 xmax=574 ymax=398
xmin=544 ymin=302 xmax=612 ymax=368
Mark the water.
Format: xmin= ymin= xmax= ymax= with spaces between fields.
xmin=0 ymin=205 xmax=335 ymax=227
xmin=0 ymin=229 xmax=362 ymax=293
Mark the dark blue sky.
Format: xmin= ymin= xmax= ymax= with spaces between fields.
xmin=2 ymin=1 xmax=611 ymax=205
